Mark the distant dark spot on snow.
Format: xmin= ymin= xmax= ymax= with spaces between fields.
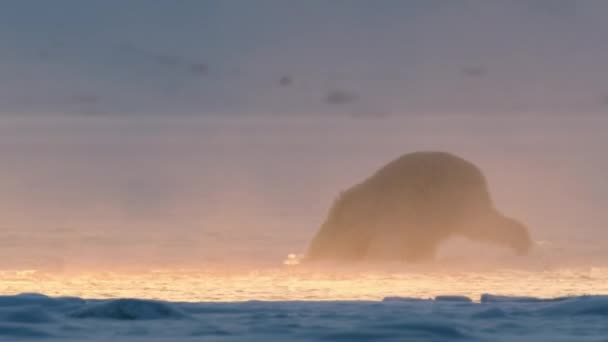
xmin=190 ymin=63 xmax=208 ymax=76
xmin=71 ymin=94 xmax=99 ymax=105
xmin=461 ymin=66 xmax=486 ymax=77
xmin=279 ymin=76 xmax=293 ymax=87
xmin=324 ymin=90 xmax=359 ymax=105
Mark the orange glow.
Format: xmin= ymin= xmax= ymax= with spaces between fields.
xmin=1 ymin=267 xmax=607 ymax=302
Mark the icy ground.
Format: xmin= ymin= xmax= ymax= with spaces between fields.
xmin=0 ymin=293 xmax=607 ymax=341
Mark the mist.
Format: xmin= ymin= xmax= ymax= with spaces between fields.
xmin=1 ymin=1 xmax=608 ymax=270
xmin=0 ymin=115 xmax=605 ymax=270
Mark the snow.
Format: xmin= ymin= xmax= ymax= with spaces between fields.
xmin=434 ymin=295 xmax=473 ymax=303
xmin=539 ymin=296 xmax=608 ymax=316
xmin=480 ymin=294 xmax=572 ymax=303
xmin=68 ymin=299 xmax=186 ymax=320
xmin=0 ymin=293 xmax=607 ymax=341
xmin=382 ymin=296 xmax=429 ymax=302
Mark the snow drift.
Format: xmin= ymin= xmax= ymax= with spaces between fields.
xmin=0 ymin=293 xmax=605 ymax=341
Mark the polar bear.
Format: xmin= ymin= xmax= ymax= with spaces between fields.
xmin=306 ymin=152 xmax=532 ymax=262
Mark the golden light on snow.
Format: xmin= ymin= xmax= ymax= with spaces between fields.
xmin=1 ymin=267 xmax=608 ymax=302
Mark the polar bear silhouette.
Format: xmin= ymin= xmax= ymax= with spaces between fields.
xmin=306 ymin=152 xmax=532 ymax=262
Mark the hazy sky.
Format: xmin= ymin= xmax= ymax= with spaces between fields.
xmin=1 ymin=1 xmax=608 ymax=270
xmin=1 ymin=0 xmax=608 ymax=116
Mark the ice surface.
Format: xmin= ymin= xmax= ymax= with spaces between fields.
xmin=0 ymin=293 xmax=606 ymax=341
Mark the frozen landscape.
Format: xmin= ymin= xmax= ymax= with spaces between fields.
xmin=2 ymin=2 xmax=608 ymax=340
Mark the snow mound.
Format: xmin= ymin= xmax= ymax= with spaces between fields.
xmin=382 ymin=296 xmax=430 ymax=302
xmin=0 ymin=293 xmax=84 ymax=308
xmin=539 ymin=296 xmax=608 ymax=316
xmin=0 ymin=293 xmax=607 ymax=340
xmin=434 ymin=295 xmax=472 ymax=303
xmin=69 ymin=298 xmax=186 ymax=320
xmin=481 ymin=294 xmax=545 ymax=303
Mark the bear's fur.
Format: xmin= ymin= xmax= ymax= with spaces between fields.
xmin=306 ymin=151 xmax=532 ymax=262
